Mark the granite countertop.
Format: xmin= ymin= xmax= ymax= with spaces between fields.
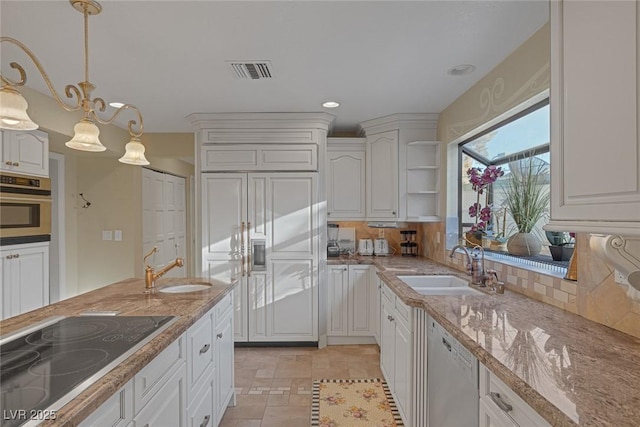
xmin=330 ymin=255 xmax=640 ymax=427
xmin=0 ymin=277 xmax=238 ymax=427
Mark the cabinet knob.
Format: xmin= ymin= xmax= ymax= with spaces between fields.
xmin=14 ymin=254 xmax=19 ymax=258
xmin=6 ymin=255 xmax=13 ymax=259
xmin=200 ymin=415 xmax=211 ymax=427
xmin=217 ymin=332 xmax=223 ymax=339
xmin=5 ymin=161 xmax=12 ymax=165
xmin=387 ymin=315 xmax=394 ymax=322
xmin=392 ymin=211 xmax=396 ymax=215
xmin=343 ymin=268 xmax=347 ymax=271
xmin=199 ymin=343 xmax=211 ymax=355
xmin=12 ymin=162 xmax=19 ymax=166
xmin=327 ymin=212 xmax=331 ymax=216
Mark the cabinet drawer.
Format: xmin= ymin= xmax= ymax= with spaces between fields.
xmin=479 ymin=364 xmax=551 ymax=427
xmin=187 ymin=313 xmax=214 ymax=393
xmin=134 ymin=336 xmax=185 ymax=414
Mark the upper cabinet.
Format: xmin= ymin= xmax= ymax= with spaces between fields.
xmin=359 ymin=114 xmax=440 ymax=222
xmin=0 ymin=130 xmax=49 ymax=177
xmin=549 ymin=0 xmax=640 ymax=235
xmin=327 ymin=138 xmax=366 ymax=220
xmin=366 ymin=130 xmax=399 ymax=220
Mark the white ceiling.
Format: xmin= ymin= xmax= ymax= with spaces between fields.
xmin=1 ymin=1 xmax=549 ymax=135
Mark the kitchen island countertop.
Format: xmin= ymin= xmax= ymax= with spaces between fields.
xmin=0 ymin=277 xmax=237 ymax=427
xmin=329 ymin=254 xmax=640 ymax=427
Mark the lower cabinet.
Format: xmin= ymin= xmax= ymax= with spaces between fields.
xmin=81 ymin=292 xmax=235 ymax=427
xmin=327 ymin=264 xmax=377 ymax=343
xmin=1 ymin=242 xmax=49 ymax=320
xmin=479 ymin=364 xmax=550 ymax=427
xmin=379 ymin=283 xmax=412 ymax=425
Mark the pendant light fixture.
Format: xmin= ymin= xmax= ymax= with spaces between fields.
xmin=0 ymin=0 xmax=149 ymax=165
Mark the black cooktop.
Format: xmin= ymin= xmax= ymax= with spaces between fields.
xmin=0 ymin=315 xmax=175 ymax=427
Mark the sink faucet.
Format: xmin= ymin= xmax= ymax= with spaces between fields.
xmin=449 ymin=244 xmax=473 ymax=276
xmin=144 ymin=246 xmax=184 ymax=290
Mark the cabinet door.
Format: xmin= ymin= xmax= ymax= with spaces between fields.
xmin=380 ymin=298 xmax=396 ymax=383
xmin=215 ymin=308 xmax=235 ymax=423
xmin=549 ymin=0 xmax=640 ymax=230
xmin=327 ymin=265 xmax=349 ymax=336
xmin=327 ymin=150 xmax=365 ymax=219
xmin=201 ymin=173 xmax=248 ymax=342
xmin=260 ymin=173 xmax=318 ymax=341
xmin=394 ymin=319 xmax=411 ymax=422
xmin=348 ymin=265 xmax=373 ymax=336
xmin=1 ymin=249 xmax=11 ymax=320
xmin=373 ymin=273 xmax=382 ymax=345
xmin=133 ymin=363 xmax=187 ymax=427
xmin=1 ymin=130 xmax=49 ymax=177
xmin=8 ymin=243 xmax=49 ymax=317
xmin=366 ymin=130 xmax=399 ymax=219
xmin=187 ymin=377 xmax=214 ymax=427
xmin=79 ymin=381 xmax=133 ymax=427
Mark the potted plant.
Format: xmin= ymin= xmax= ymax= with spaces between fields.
xmin=503 ymin=156 xmax=550 ymax=256
xmin=466 ymin=165 xmax=504 ymax=247
xmin=545 ymin=231 xmax=575 ymax=261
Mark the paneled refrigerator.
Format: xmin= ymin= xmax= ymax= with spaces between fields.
xmin=201 ymin=172 xmax=319 ymax=343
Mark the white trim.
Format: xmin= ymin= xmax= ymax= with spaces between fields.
xmin=48 ymin=152 xmax=66 ymax=301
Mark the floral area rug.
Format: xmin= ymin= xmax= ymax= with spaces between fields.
xmin=311 ymin=378 xmax=404 ymax=427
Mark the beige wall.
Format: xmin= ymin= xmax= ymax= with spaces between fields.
xmin=21 ymin=87 xmax=194 ymax=295
xmin=428 ymin=22 xmax=640 ymax=339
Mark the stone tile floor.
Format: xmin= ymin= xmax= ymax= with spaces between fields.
xmin=220 ymin=344 xmax=382 ymax=427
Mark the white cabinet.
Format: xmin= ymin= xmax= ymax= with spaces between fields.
xmin=379 ymin=283 xmax=412 ymax=425
xmin=202 ymin=173 xmax=319 ymax=343
xmin=215 ymin=294 xmax=235 ymax=423
xmin=479 ymin=363 xmax=551 ymax=427
xmin=366 ymin=131 xmax=399 ymax=219
xmin=133 ymin=363 xmax=187 ymax=427
xmin=373 ymin=270 xmax=382 ymax=345
xmin=201 ymin=144 xmax=318 ymax=172
xmin=327 ymin=264 xmax=377 ymax=343
xmin=79 ymin=381 xmax=133 ymax=427
xmin=326 ymin=138 xmax=366 ymax=220
xmin=402 ymin=141 xmax=440 ymax=222
xmin=0 ymin=130 xmax=49 ymax=177
xmin=1 ymin=242 xmax=49 ymax=320
xmin=549 ymin=0 xmax=640 ymax=234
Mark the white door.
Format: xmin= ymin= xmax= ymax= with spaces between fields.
xmin=1 ymin=130 xmax=49 ymax=176
xmin=201 ymin=173 xmax=248 ymax=342
xmin=1 ymin=243 xmax=49 ymax=319
xmin=327 ymin=151 xmax=366 ymax=219
xmin=142 ymin=168 xmax=187 ymax=278
xmin=348 ymin=265 xmax=373 ymax=336
xmin=367 ymin=130 xmax=399 ymax=219
xmin=260 ymin=173 xmax=318 ymax=342
xmin=327 ymin=265 xmax=349 ymax=336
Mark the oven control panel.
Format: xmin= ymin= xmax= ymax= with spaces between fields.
xmin=0 ymin=175 xmax=42 ymax=187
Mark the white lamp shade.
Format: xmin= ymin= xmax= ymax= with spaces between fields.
xmin=66 ymin=119 xmax=106 ymax=152
xmin=119 ymin=138 xmax=149 ymax=165
xmin=0 ymin=86 xmax=39 ymax=130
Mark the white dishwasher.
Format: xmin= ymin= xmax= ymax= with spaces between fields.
xmin=428 ymin=316 xmax=479 ymax=426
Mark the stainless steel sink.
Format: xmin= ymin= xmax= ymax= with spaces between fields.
xmin=158 ymin=283 xmax=212 ymax=293
xmin=397 ymin=275 xmax=484 ymax=296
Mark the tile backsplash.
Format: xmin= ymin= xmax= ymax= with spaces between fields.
xmin=420 ymin=222 xmax=640 ymax=340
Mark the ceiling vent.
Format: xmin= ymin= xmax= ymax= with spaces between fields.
xmin=227 ymin=61 xmax=273 ymax=80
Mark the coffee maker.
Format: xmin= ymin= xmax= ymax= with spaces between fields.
xmin=327 ymin=224 xmax=340 ymax=257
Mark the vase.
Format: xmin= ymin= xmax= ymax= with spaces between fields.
xmin=465 ymin=231 xmax=483 ymax=248
xmin=549 ymin=245 xmax=574 ymax=261
xmin=507 ymin=232 xmax=542 ymax=256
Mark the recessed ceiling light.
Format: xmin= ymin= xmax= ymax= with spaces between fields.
xmin=322 ymin=101 xmax=340 ymax=108
xmin=109 ymin=102 xmax=124 ymax=108
xmin=447 ymin=64 xmax=476 ymax=76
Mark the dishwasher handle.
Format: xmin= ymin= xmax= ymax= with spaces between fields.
xmin=490 ymin=392 xmax=513 ymax=413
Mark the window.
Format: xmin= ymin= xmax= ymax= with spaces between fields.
xmin=457 ymin=99 xmax=566 ymax=270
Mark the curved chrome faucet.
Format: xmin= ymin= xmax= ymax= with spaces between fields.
xmin=449 ymin=244 xmax=473 ymax=276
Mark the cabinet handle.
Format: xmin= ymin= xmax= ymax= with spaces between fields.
xmin=6 ymin=255 xmax=13 ymax=259
xmin=387 ymin=315 xmax=394 ymax=322
xmin=490 ymin=392 xmax=513 ymax=413
xmin=247 ymin=222 xmax=252 ymax=277
xmin=343 ymin=268 xmax=347 ymax=271
xmin=240 ymin=222 xmax=246 ymax=277
xmin=200 ymin=415 xmax=211 ymax=427
xmin=217 ymin=332 xmax=223 ymax=339
xmin=12 ymin=162 xmax=19 ymax=166
xmin=199 ymin=343 xmax=211 ymax=355
xmin=441 ymin=337 xmax=451 ymax=352
xmin=5 ymin=161 xmax=12 ymax=165
xmin=13 ymin=254 xmax=19 ymax=259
